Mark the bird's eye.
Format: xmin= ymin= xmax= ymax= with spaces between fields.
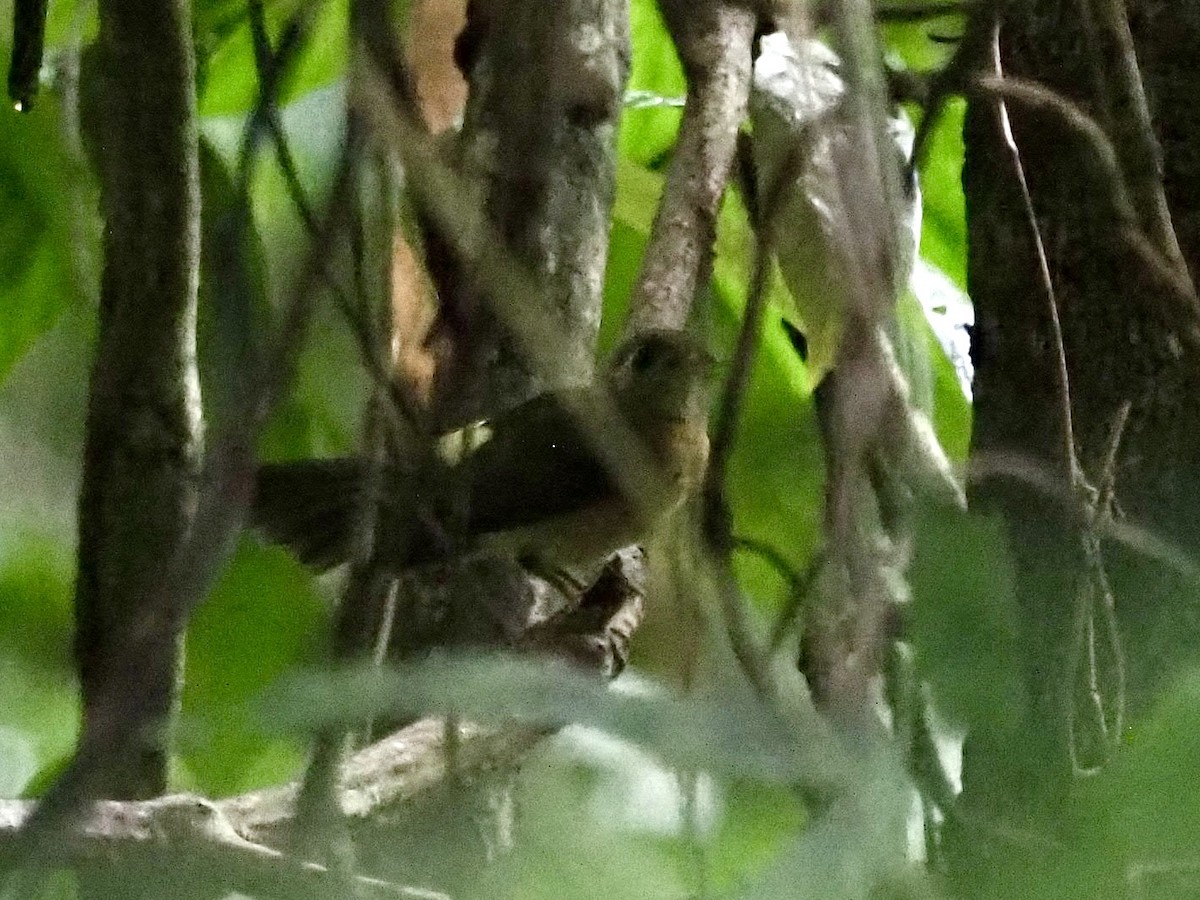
xmin=629 ymin=343 xmax=659 ymax=372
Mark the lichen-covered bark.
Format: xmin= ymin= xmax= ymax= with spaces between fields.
xmin=962 ymin=0 xmax=1200 ymax=837
xmin=73 ymin=0 xmax=202 ymax=800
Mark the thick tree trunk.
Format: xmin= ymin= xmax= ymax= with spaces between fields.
xmin=433 ymin=0 xmax=630 ymax=426
xmin=961 ymin=0 xmax=1200 ymax=850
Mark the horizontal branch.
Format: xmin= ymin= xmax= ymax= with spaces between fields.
xmin=1 ymin=718 xmax=547 ymax=899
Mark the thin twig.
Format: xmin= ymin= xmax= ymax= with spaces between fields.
xmin=701 ymin=135 xmax=811 ymax=705
xmin=986 ymin=30 xmax=1131 ymax=779
xmin=243 ymin=1 xmax=426 ymax=434
xmin=733 ymin=537 xmax=808 ymax=592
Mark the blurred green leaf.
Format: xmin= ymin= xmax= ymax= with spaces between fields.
xmin=738 ymin=747 xmax=912 ymax=899
xmin=881 ymin=6 xmax=961 ymax=74
xmin=0 ymin=532 xmax=73 ymax=673
xmin=1073 ymin=670 xmax=1200 ymax=884
xmin=711 ymin=182 xmax=826 ymax=605
xmin=261 ymin=654 xmax=847 ymax=786
xmin=967 ymin=668 xmax=1200 ymax=899
xmin=476 ymin=733 xmax=692 ymax=900
xmin=195 ymin=0 xmax=296 ymax=45
xmin=917 ymin=99 xmax=967 ymax=290
xmin=0 ymin=94 xmax=99 ymax=388
xmin=909 ymin=507 xmax=1027 ymax=732
xmin=179 ymin=539 xmax=324 ymax=794
xmin=703 ymin=778 xmax=808 ymax=892
xmin=0 ymin=533 xmax=78 ymax=785
xmin=896 ymin=286 xmax=971 ymax=461
xmin=198 ymin=0 xmax=348 ymax=117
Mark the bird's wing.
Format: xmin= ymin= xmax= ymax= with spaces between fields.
xmin=463 ymin=390 xmax=620 ymax=535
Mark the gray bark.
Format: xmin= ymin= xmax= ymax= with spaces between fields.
xmin=436 ymin=0 xmax=630 ymax=425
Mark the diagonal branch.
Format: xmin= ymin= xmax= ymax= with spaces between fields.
xmin=624 ymin=0 xmax=757 ymax=335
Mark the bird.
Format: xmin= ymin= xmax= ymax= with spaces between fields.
xmin=251 ymin=328 xmax=713 ymax=587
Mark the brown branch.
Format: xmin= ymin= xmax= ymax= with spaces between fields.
xmin=23 ymin=122 xmax=364 ymax=850
xmin=624 ymin=0 xmax=757 ymax=335
xmin=435 ymin=0 xmax=632 ymax=423
xmin=3 ymin=719 xmax=535 ymax=898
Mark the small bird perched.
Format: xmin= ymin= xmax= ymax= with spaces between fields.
xmin=252 ymin=329 xmax=713 ymax=586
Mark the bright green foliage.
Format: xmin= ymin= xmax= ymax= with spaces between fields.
xmin=917 ymin=100 xmax=968 ymax=290
xmin=619 ymin=0 xmax=684 ymax=167
xmin=198 ymin=0 xmax=349 ymax=117
xmin=0 ymin=534 xmax=78 ymax=795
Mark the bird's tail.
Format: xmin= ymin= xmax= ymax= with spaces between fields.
xmin=251 ymin=458 xmax=371 ymax=571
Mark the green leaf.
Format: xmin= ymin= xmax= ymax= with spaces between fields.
xmin=909 ymin=507 xmax=1027 ymax=732
xmin=0 ymin=94 xmax=99 ymax=387
xmin=712 ymin=186 xmax=826 ymax=607
xmin=0 ymin=532 xmax=73 ymax=673
xmin=0 ymin=533 xmax=79 ymax=786
xmin=917 ymin=99 xmax=968 ymax=290
xmin=897 ymin=284 xmax=972 ymax=461
xmin=261 ymin=654 xmax=846 ymax=786
xmin=1086 ymin=669 xmax=1200 ymax=859
xmin=737 ymin=747 xmax=911 ymax=899
xmin=703 ymin=778 xmax=807 ymax=891
xmin=880 ymin=6 xmax=962 ymax=74
xmin=198 ymin=0 xmax=348 ymax=117
xmin=179 ymin=539 xmax=324 ymax=793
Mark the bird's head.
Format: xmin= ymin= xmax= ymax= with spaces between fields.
xmin=605 ymin=329 xmax=714 ymax=425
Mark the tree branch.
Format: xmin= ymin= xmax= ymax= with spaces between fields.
xmin=1 ymin=718 xmax=543 ymax=898
xmin=624 ymin=0 xmax=757 ymax=335
xmin=1086 ymin=0 xmax=1190 ymax=282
